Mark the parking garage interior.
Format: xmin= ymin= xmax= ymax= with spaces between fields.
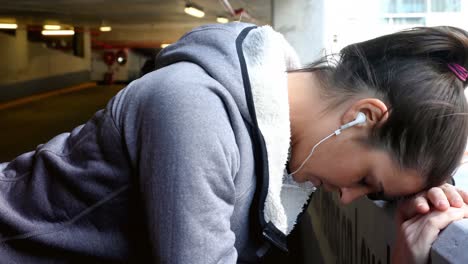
xmin=1 ymin=0 xmax=468 ymax=263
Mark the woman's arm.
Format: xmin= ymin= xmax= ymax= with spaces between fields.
xmin=114 ymin=66 xmax=242 ymax=263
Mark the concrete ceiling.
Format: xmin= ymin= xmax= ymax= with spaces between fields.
xmin=0 ymin=0 xmax=272 ymax=47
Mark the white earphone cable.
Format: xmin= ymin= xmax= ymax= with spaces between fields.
xmin=289 ymin=131 xmax=336 ymax=176
xmin=289 ymin=112 xmax=366 ymax=176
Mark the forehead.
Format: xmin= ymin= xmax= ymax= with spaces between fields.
xmin=369 ymin=150 xmax=426 ymax=198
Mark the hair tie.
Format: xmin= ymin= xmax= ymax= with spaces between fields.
xmin=448 ymin=63 xmax=468 ymax=82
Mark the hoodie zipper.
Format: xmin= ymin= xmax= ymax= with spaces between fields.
xmin=235 ymin=26 xmax=288 ymax=256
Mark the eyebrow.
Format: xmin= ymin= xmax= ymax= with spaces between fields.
xmin=378 ymin=181 xmax=398 ymax=201
xmin=367 ymin=181 xmax=404 ymax=202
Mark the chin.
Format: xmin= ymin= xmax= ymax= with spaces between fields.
xmin=291 ymin=173 xmax=307 ymax=183
xmin=306 ymin=175 xmax=322 ymax=187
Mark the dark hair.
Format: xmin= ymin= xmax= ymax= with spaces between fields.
xmin=300 ymin=26 xmax=468 ymax=189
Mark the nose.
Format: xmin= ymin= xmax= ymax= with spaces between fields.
xmin=339 ymin=187 xmax=367 ymax=205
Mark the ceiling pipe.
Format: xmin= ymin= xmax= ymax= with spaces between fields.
xmin=218 ymin=0 xmax=257 ymax=23
xmin=218 ymin=0 xmax=235 ymax=16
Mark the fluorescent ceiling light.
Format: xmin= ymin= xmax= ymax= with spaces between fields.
xmin=44 ymin=25 xmax=61 ymax=30
xmin=41 ymin=30 xmax=75 ymax=36
xmin=217 ymin=17 xmax=229 ymax=23
xmin=184 ymin=4 xmax=205 ymax=18
xmin=100 ymin=26 xmax=112 ymax=32
xmin=0 ymin=23 xmax=18 ymax=29
xmin=161 ymin=43 xmax=171 ymax=48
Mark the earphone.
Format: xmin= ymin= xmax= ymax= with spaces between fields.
xmin=289 ymin=112 xmax=367 ymax=176
xmin=335 ymin=112 xmax=367 ymax=135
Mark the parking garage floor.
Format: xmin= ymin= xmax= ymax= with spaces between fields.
xmin=0 ymin=84 xmax=126 ymax=162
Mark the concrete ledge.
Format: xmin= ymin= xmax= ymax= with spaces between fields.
xmin=431 ymin=219 xmax=468 ymax=264
xmin=0 ymin=70 xmax=91 ymax=103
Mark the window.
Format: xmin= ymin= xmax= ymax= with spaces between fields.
xmin=383 ymin=0 xmax=427 ymax=13
xmin=384 ymin=17 xmax=426 ymax=24
xmin=431 ymin=0 xmax=461 ymax=12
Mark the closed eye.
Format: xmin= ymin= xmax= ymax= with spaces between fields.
xmin=358 ymin=177 xmax=371 ymax=188
xmin=367 ymin=191 xmax=387 ymax=201
xmin=358 ymin=176 xmax=388 ymax=200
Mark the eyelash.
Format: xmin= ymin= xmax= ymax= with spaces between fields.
xmin=358 ymin=177 xmax=369 ymax=187
xmin=360 ymin=177 xmax=388 ymax=201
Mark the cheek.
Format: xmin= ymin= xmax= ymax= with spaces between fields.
xmin=307 ymin=139 xmax=371 ymax=186
xmin=325 ymin=167 xmax=359 ymax=186
xmin=323 ymin=153 xmax=369 ymax=186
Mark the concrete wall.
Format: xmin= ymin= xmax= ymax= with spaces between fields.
xmin=272 ymin=0 xmax=326 ymax=65
xmin=0 ymin=29 xmax=29 ymax=84
xmin=91 ymin=49 xmax=148 ymax=82
xmin=0 ymin=28 xmax=92 ymax=102
xmin=304 ymin=190 xmax=395 ymax=264
xmin=0 ymin=29 xmax=91 ymax=85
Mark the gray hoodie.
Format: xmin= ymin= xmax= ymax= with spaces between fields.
xmin=0 ymin=22 xmax=315 ymax=263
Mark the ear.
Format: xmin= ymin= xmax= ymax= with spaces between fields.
xmin=342 ymin=98 xmax=389 ymax=127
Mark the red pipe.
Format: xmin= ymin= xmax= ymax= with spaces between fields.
xmin=219 ymin=0 xmax=236 ymax=16
xmin=218 ymin=0 xmax=257 ymax=23
xmin=91 ymin=39 xmax=162 ymax=49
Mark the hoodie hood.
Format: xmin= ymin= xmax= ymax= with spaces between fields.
xmin=155 ymin=22 xmax=316 ymax=250
xmin=155 ymin=22 xmax=254 ymax=125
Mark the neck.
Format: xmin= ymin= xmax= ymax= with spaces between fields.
xmin=288 ymin=72 xmax=327 ymax=145
xmin=287 ymin=71 xmax=336 ymax=180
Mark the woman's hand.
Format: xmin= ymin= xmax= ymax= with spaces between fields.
xmin=391 ymin=205 xmax=467 ymax=264
xmin=391 ymin=184 xmax=468 ymax=264
xmin=402 ymin=183 xmax=468 ymax=218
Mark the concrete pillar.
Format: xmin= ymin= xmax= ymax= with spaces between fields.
xmin=0 ymin=26 xmax=28 ymax=83
xmin=83 ymin=28 xmax=92 ymax=69
xmin=272 ymin=0 xmax=326 ymax=64
xmin=15 ymin=28 xmax=28 ymax=75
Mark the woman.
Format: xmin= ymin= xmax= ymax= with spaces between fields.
xmin=0 ymin=22 xmax=467 ymax=263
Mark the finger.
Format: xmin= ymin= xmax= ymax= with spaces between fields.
xmin=412 ymin=195 xmax=431 ymax=214
xmin=455 ymin=187 xmax=468 ymax=204
xmin=397 ymin=194 xmax=430 ymax=223
xmin=440 ymin=184 xmax=463 ymax=208
xmin=427 ymin=187 xmax=449 ymax=211
xmin=459 ymin=204 xmax=468 ymax=218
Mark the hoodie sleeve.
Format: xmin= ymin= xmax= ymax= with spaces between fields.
xmin=111 ymin=63 xmax=241 ymax=263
